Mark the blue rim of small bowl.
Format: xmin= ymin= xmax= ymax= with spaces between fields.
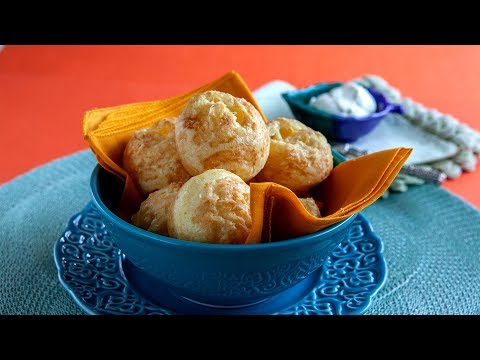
xmin=89 ymin=150 xmax=356 ymax=252
xmin=282 ymin=82 xmax=403 ymax=122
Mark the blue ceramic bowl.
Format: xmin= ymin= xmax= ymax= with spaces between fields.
xmin=90 ymin=152 xmax=357 ymax=308
xmin=282 ymin=82 xmax=403 ymax=142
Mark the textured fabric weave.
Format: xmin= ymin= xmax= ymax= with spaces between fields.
xmin=0 ymin=150 xmax=479 ymax=314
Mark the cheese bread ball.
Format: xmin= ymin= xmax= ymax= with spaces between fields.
xmin=123 ymin=118 xmax=191 ymax=195
xmin=175 ymin=91 xmax=270 ymax=182
xmin=168 ymin=169 xmax=251 ymax=244
xmin=131 ymin=182 xmax=184 ymax=236
xmin=299 ymin=197 xmax=321 ymax=217
xmin=256 ymin=118 xmax=333 ymax=194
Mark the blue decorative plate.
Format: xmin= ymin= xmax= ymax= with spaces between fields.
xmin=54 ymin=203 xmax=387 ymax=315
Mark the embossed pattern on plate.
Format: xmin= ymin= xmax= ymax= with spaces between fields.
xmin=54 ymin=203 xmax=386 ymax=315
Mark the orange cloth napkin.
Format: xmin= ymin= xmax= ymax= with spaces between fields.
xmin=245 ymin=147 xmax=411 ymax=243
xmin=83 ymin=70 xmax=411 ymax=244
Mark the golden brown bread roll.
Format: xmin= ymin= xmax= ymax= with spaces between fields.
xmin=175 ymin=91 xmax=270 ymax=182
xmin=256 ymin=118 xmax=333 ymax=194
xmin=123 ymin=118 xmax=191 ymax=195
xmin=168 ymin=169 xmax=251 ymax=244
xmin=299 ymin=197 xmax=321 ymax=217
xmin=131 ymin=182 xmax=184 ymax=236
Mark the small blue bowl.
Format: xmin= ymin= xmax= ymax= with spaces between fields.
xmin=90 ymin=152 xmax=357 ymax=308
xmin=282 ymin=82 xmax=403 ymax=142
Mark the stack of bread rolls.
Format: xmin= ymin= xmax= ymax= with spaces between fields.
xmin=124 ymin=90 xmax=333 ymax=244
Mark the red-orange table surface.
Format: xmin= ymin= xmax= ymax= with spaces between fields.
xmin=0 ymin=45 xmax=479 ymax=208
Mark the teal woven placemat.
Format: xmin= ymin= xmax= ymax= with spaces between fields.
xmin=0 ymin=151 xmax=479 ymax=314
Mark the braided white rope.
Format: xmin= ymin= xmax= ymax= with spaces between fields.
xmin=355 ymin=75 xmax=480 ymax=178
xmin=381 ymin=173 xmax=426 ymax=198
